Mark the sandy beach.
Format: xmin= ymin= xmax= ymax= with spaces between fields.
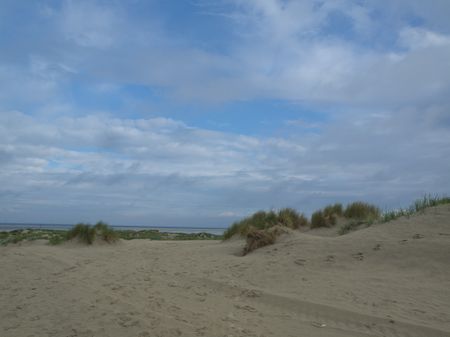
xmin=1 ymin=205 xmax=450 ymax=337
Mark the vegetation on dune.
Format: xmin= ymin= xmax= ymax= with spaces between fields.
xmin=243 ymin=226 xmax=286 ymax=255
xmin=278 ymin=208 xmax=309 ymax=229
xmin=339 ymin=195 xmax=450 ymax=235
xmin=223 ymin=208 xmax=309 ymax=240
xmin=310 ymin=203 xmax=343 ymax=228
xmin=311 ymin=209 xmax=336 ymax=228
xmin=224 ymin=194 xmax=450 ymax=247
xmin=323 ymin=203 xmax=343 ymax=217
xmin=2 ymin=194 xmax=449 ymax=247
xmin=67 ymin=223 xmax=96 ymax=244
xmin=338 ymin=220 xmax=373 ymax=235
xmin=343 ymin=202 xmax=381 ymax=220
xmin=66 ymin=222 xmax=119 ymax=244
xmin=381 ymin=194 xmax=450 ymax=223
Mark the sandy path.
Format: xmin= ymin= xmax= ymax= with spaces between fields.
xmin=1 ymin=205 xmax=450 ymax=337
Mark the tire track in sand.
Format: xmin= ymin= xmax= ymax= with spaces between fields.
xmin=201 ymin=278 xmax=450 ymax=337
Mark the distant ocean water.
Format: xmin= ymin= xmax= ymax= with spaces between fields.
xmin=0 ymin=223 xmax=225 ymax=235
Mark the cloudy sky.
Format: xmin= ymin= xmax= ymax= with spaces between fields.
xmin=1 ymin=0 xmax=449 ymax=227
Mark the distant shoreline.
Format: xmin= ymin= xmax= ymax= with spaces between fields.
xmin=0 ymin=223 xmax=226 ymax=235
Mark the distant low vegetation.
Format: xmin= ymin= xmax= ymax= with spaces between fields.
xmin=1 ymin=222 xmax=222 ymax=246
xmin=223 ymin=194 xmax=450 ymax=254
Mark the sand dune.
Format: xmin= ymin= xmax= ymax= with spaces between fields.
xmin=1 ymin=205 xmax=450 ymax=337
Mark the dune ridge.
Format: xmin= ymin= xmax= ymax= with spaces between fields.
xmin=1 ymin=204 xmax=450 ymax=336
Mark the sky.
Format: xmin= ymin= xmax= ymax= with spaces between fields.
xmin=1 ymin=0 xmax=450 ymax=227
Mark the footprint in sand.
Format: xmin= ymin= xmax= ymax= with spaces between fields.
xmin=240 ymin=289 xmax=262 ymax=298
xmin=294 ymin=258 xmax=306 ymax=266
xmin=116 ymin=313 xmax=140 ymax=328
xmin=234 ymin=304 xmax=258 ymax=313
xmin=352 ymin=252 xmax=364 ymax=261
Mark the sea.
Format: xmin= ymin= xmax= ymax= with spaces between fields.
xmin=0 ymin=223 xmax=226 ymax=236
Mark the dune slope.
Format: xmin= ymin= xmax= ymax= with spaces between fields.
xmin=1 ymin=205 xmax=450 ymax=337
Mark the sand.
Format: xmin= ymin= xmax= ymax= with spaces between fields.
xmin=1 ymin=205 xmax=450 ymax=337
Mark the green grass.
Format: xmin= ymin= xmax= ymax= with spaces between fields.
xmin=223 ymin=208 xmax=308 ymax=240
xmin=381 ymin=194 xmax=450 ymax=223
xmin=0 ymin=226 xmax=222 ymax=246
xmin=339 ymin=194 xmax=450 ymax=235
xmin=0 ymin=229 xmax=67 ymax=246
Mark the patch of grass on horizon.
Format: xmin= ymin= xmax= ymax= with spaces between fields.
xmin=0 ymin=229 xmax=67 ymax=246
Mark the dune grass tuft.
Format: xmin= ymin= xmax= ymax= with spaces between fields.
xmin=94 ymin=221 xmax=119 ymax=243
xmin=310 ymin=203 xmax=343 ymax=228
xmin=311 ymin=210 xmax=328 ymax=228
xmin=223 ymin=194 xmax=450 ymax=240
xmin=323 ymin=203 xmax=343 ymax=217
xmin=343 ymin=202 xmax=380 ymax=220
xmin=223 ymin=208 xmax=308 ymax=240
xmin=381 ymin=194 xmax=450 ymax=223
xmin=66 ymin=222 xmax=118 ymax=244
xmin=242 ymin=226 xmax=286 ymax=255
xmin=67 ymin=224 xmax=96 ymax=244
xmin=277 ymin=208 xmax=309 ymax=229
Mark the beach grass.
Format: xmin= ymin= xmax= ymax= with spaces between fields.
xmin=242 ymin=226 xmax=285 ymax=255
xmin=380 ymin=194 xmax=450 ymax=223
xmin=343 ymin=201 xmax=381 ymax=220
xmin=223 ymin=208 xmax=309 ymax=240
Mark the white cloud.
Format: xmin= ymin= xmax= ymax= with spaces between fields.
xmin=1 ymin=0 xmax=450 ymax=225
xmin=1 ymin=108 xmax=449 ymax=225
xmin=60 ymin=0 xmax=120 ymax=48
xmin=399 ymin=27 xmax=450 ymax=50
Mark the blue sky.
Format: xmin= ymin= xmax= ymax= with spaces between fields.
xmin=1 ymin=0 xmax=450 ymax=227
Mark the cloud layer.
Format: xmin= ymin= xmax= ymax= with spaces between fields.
xmin=0 ymin=0 xmax=449 ymax=226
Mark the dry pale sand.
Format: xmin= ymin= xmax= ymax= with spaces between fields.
xmin=1 ymin=205 xmax=450 ymax=337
